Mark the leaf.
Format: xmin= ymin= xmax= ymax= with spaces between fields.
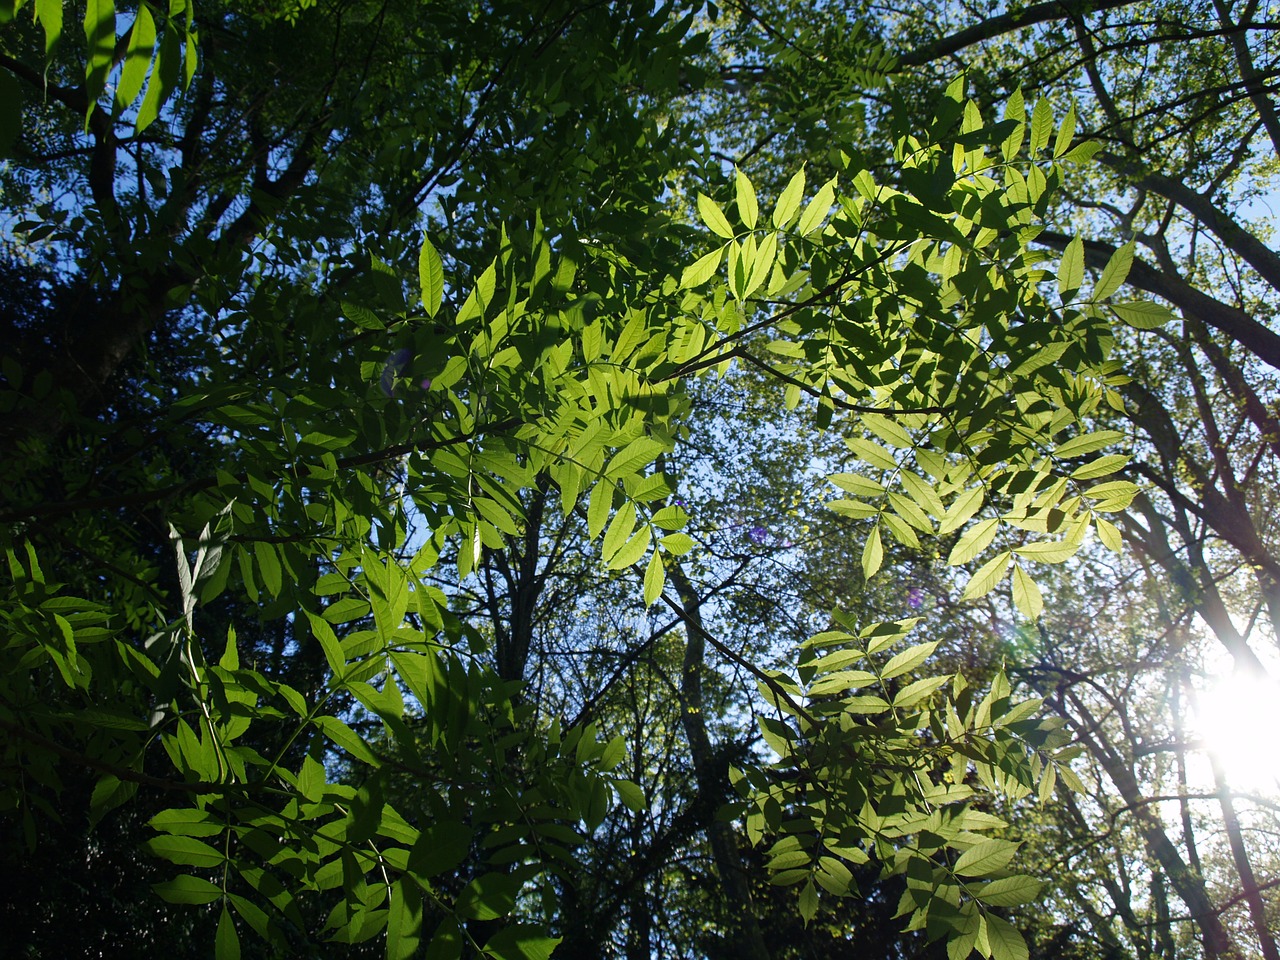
xmin=1070 ymin=454 xmax=1128 ymax=480
xmin=1056 ymin=236 xmax=1084 ymax=299
xmin=83 ymin=0 xmax=116 ymax=108
xmin=1095 ymin=517 xmax=1123 ymax=552
xmin=419 ymin=236 xmax=445 ymax=317
xmin=948 ymin=518 xmax=999 ymax=566
xmin=456 ymin=873 xmax=520 ymax=921
xmin=1091 ymin=240 xmax=1133 ymax=301
xmin=602 ymin=502 xmax=638 ymax=561
xmin=830 ymin=473 xmax=886 ymax=497
xmin=1011 ymin=564 xmax=1043 ymax=619
xmin=153 ymin=875 xmax=223 ymax=905
xmin=974 ymin=875 xmax=1044 ymax=907
xmin=1014 ymin=540 xmax=1080 ymax=563
xmin=135 ymin=17 xmax=180 ymax=133
xmin=798 ymin=177 xmax=837 ymax=236
xmin=660 ymin=532 xmax=694 ymax=555
xmin=146 ymin=835 xmax=225 ymax=868
xmin=881 ymin=641 xmax=939 ymax=680
xmin=697 ymin=193 xmax=735 ymax=239
xmin=744 ymin=231 xmax=778 ymax=298
xmin=588 ymin=479 xmax=613 ymax=540
xmin=893 ymin=675 xmax=951 ymax=708
xmin=1052 ymin=103 xmax=1077 ymax=158
xmin=1054 ymin=430 xmax=1123 ymax=459
xmin=1029 ymin=99 xmax=1053 ymax=154
xmin=607 ymin=527 xmax=650 ymax=571
xmin=387 ymin=879 xmax=423 ymax=960
xmin=960 ymin=551 xmax=1011 ymax=601
xmin=735 ymin=168 xmax=758 ymax=229
xmin=861 ymin=525 xmax=883 ymax=580
xmin=482 ymin=925 xmax=561 ymax=960
xmin=254 ymin=540 xmax=283 ymax=599
xmin=954 ymin=838 xmax=1019 ymax=877
xmin=1112 ymin=300 xmax=1175 ymax=328
xmin=216 ymin=905 xmax=241 ymax=960
xmin=773 ymin=167 xmax=807 ymax=228
xmin=117 ymin=3 xmax=157 ymax=105
xmin=798 ymin=878 xmax=818 ymax=925
xmin=615 ymin=779 xmax=646 ymax=811
xmin=306 ymin=611 xmax=347 ymax=677
xmin=681 ymin=244 xmax=726 ymax=288
xmin=643 ymin=550 xmax=664 ymax=606
xmin=315 ymin=715 xmax=380 ymax=765
xmin=984 ymin=915 xmax=1029 ymax=960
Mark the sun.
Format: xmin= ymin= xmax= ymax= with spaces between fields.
xmin=1193 ymin=669 xmax=1280 ymax=796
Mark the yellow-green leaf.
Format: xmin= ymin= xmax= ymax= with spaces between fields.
xmin=697 ymin=192 xmax=736 ymax=239
xmin=735 ymin=168 xmax=758 ymax=229
xmin=1011 ymin=564 xmax=1043 ymax=619
xmin=773 ymin=167 xmax=806 ymax=228
xmin=861 ymin=525 xmax=883 ymax=580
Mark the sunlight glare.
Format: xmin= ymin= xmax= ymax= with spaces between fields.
xmin=1194 ymin=670 xmax=1280 ymax=796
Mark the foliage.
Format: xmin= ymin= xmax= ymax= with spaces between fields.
xmin=9 ymin=2 xmax=1272 ymax=960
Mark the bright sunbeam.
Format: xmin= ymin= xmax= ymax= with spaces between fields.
xmin=1193 ymin=670 xmax=1280 ymax=796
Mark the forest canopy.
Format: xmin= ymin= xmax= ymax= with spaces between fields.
xmin=1 ymin=1 xmax=1278 ymax=958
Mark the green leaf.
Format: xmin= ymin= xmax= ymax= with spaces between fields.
xmin=960 ymin=551 xmax=1011 ymax=601
xmin=1063 ymin=139 xmax=1102 ymax=163
xmin=254 ymin=540 xmax=283 ymax=598
xmin=117 ymin=4 xmax=157 ymax=105
xmin=660 ymin=532 xmax=694 ymax=555
xmin=861 ymin=525 xmax=883 ymax=580
xmin=137 ymin=15 xmax=182 ymax=134
xmin=146 ymin=834 xmax=225 ymax=868
xmin=974 ymin=875 xmax=1044 ymax=907
xmin=35 ymin=0 xmax=64 ymax=54
xmin=773 ymin=167 xmax=806 ymax=228
xmin=602 ymin=502 xmax=638 ymax=561
xmin=1070 ymin=454 xmax=1128 ymax=480
xmin=830 ymin=473 xmax=886 ymax=497
xmin=1054 ymin=430 xmax=1123 ymax=458
xmin=681 ymin=244 xmax=726 ymax=288
xmin=1052 ymin=103 xmax=1077 ymax=158
xmin=798 ymin=177 xmax=837 ymax=236
xmin=1112 ymin=300 xmax=1175 ymax=328
xmin=697 ymin=193 xmax=735 ymax=239
xmin=387 ymin=879 xmax=423 ymax=960
xmin=82 ymin=0 xmax=116 ymax=108
xmin=948 ymin=518 xmax=999 ymax=566
xmin=1056 ymin=236 xmax=1084 ymax=299
xmin=881 ymin=641 xmax=939 ymax=680
xmin=1029 ymin=99 xmax=1053 ymax=154
xmin=456 ymin=873 xmax=520 ymax=921
xmin=798 ymin=878 xmax=818 ymax=925
xmin=588 ymin=479 xmax=614 ymax=540
xmin=643 ymin=550 xmax=664 ymax=606
xmin=607 ymin=528 xmax=651 ymax=571
xmin=953 ymin=838 xmax=1019 ymax=877
xmin=984 ymin=915 xmax=1029 ymax=960
xmin=735 ymin=168 xmax=758 ymax=229
xmin=1013 ymin=540 xmax=1080 ymax=563
xmin=153 ymin=874 xmax=223 ymax=905
xmin=614 ymin=779 xmax=645 ymax=811
xmin=482 ymin=925 xmax=561 ymax=960
xmin=315 ymin=715 xmax=380 ymax=765
xmin=306 ymin=611 xmax=347 ymax=677
xmin=1011 ymin=564 xmax=1043 ymax=619
xmin=419 ymin=236 xmax=445 ymax=318
xmin=216 ymin=904 xmax=241 ymax=960
xmin=1091 ymin=240 xmax=1133 ymax=301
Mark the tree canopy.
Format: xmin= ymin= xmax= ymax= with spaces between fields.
xmin=2 ymin=1 xmax=1278 ymax=959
